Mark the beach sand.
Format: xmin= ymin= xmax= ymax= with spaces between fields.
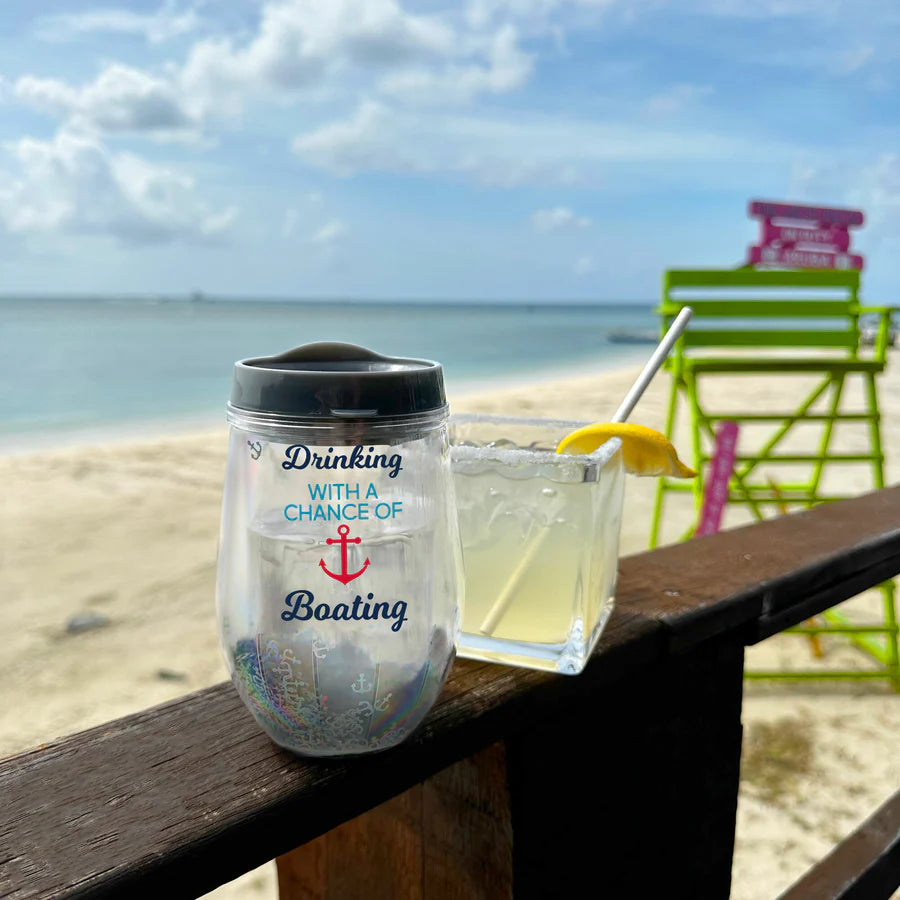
xmin=2 ymin=354 xmax=899 ymax=899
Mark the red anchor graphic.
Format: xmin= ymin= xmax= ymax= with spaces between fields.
xmin=319 ymin=524 xmax=370 ymax=585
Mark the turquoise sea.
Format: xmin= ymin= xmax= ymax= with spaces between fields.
xmin=0 ymin=297 xmax=655 ymax=441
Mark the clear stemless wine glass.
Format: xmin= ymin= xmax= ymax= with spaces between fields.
xmin=216 ymin=342 xmax=463 ymax=756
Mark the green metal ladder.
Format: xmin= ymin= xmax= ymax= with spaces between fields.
xmin=649 ymin=268 xmax=899 ymax=689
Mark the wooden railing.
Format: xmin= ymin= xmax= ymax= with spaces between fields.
xmin=777 ymin=788 xmax=899 ymax=900
xmin=2 ymin=487 xmax=900 ymax=899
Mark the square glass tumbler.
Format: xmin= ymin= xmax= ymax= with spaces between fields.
xmin=450 ymin=414 xmax=625 ymax=674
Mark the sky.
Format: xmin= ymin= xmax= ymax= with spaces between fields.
xmin=1 ymin=0 xmax=899 ymax=302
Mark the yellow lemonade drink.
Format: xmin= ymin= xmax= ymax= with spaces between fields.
xmin=450 ymin=415 xmax=625 ymax=674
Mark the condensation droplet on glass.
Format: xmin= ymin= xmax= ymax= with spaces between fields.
xmin=664 ymin=589 xmax=680 ymax=597
xmin=553 ymin=516 xmax=567 ymax=524
xmin=541 ymin=487 xmax=556 ymax=497
xmin=488 ymin=487 xmax=500 ymax=497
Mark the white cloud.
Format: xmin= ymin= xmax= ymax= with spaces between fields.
xmin=292 ymin=101 xmax=774 ymax=186
xmin=379 ymin=24 xmax=532 ymax=103
xmin=282 ymin=207 xmax=300 ymax=238
xmin=690 ymin=0 xmax=844 ymax=18
xmin=0 ymin=130 xmax=235 ymax=244
xmin=574 ymin=254 xmax=596 ymax=275
xmin=178 ymin=0 xmax=462 ymax=117
xmin=836 ymin=45 xmax=875 ymax=74
xmin=790 ymin=153 xmax=900 ymax=237
xmin=198 ymin=206 xmax=239 ymax=237
xmin=14 ymin=66 xmax=198 ymax=140
xmin=5 ymin=0 xmax=557 ymax=176
xmin=466 ymin=0 xmax=617 ymax=31
xmin=35 ymin=1 xmax=200 ymax=45
xmin=645 ymin=83 xmax=713 ymax=117
xmin=281 ymin=196 xmax=341 ymax=241
xmin=312 ymin=219 xmax=348 ymax=244
xmin=14 ymin=0 xmax=533 ymax=140
xmin=531 ymin=206 xmax=591 ymax=232
xmin=291 ymin=101 xmax=418 ymax=177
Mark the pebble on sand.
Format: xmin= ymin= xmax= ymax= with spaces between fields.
xmin=156 ymin=669 xmax=188 ymax=682
xmin=65 ymin=612 xmax=111 ymax=635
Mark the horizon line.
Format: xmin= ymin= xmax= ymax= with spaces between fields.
xmin=0 ymin=293 xmax=655 ymax=307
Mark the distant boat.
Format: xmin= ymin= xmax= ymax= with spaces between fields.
xmin=607 ymin=329 xmax=658 ymax=345
xmin=860 ymin=321 xmax=898 ymax=347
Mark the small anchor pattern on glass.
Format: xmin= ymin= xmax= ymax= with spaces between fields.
xmin=232 ymin=636 xmax=406 ymax=753
xmin=350 ymin=673 xmax=373 ymax=693
xmin=312 ymin=638 xmax=333 ymax=660
xmin=247 ymin=440 xmax=262 ymax=460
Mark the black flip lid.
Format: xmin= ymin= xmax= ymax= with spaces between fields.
xmin=230 ymin=342 xmax=446 ymax=418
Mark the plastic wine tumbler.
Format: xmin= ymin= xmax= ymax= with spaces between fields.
xmin=216 ymin=343 xmax=463 ymax=756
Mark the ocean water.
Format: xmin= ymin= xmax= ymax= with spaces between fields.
xmin=0 ymin=297 xmax=655 ymax=441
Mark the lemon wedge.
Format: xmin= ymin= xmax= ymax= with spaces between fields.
xmin=556 ymin=423 xmax=697 ymax=478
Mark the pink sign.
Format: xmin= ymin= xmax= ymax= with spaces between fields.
xmin=749 ymin=200 xmax=864 ymax=227
xmin=760 ymin=220 xmax=851 ymax=252
xmin=748 ymin=244 xmax=864 ymax=270
xmin=695 ymin=421 xmax=739 ymax=537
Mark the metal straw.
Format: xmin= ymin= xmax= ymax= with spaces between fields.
xmin=610 ymin=307 xmax=693 ymax=424
xmin=477 ymin=307 xmax=693 ymax=637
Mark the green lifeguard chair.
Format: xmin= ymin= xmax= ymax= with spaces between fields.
xmin=648 ymin=267 xmax=899 ymax=688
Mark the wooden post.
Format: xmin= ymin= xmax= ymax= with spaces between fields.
xmin=505 ymin=638 xmax=745 ymax=899
xmin=276 ymin=742 xmax=513 ymax=899
xmin=277 ymin=638 xmax=744 ymax=900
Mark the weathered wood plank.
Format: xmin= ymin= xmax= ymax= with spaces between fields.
xmin=276 ymin=783 xmax=423 ymax=900
xmin=620 ymin=486 xmax=900 ymax=650
xmin=1 ymin=487 xmax=899 ymax=898
xmin=777 ymin=789 xmax=900 ymax=900
xmin=0 ymin=610 xmax=661 ymax=900
xmin=421 ymin=744 xmax=512 ymax=899
xmin=276 ymin=743 xmax=512 ymax=900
